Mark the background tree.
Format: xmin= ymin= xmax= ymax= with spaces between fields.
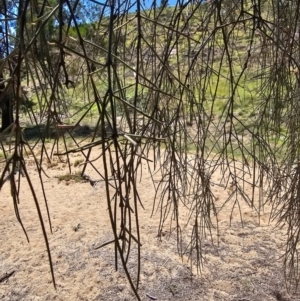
xmin=0 ymin=0 xmax=17 ymax=132
xmin=159 ymin=0 xmax=169 ymax=9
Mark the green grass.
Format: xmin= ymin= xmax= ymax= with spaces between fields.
xmin=16 ymin=4 xmax=290 ymax=165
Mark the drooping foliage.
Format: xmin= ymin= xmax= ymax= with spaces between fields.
xmin=1 ymin=0 xmax=300 ymax=298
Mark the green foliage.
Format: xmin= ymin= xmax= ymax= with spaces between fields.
xmin=68 ymin=23 xmax=89 ymax=38
xmin=160 ymin=0 xmax=169 ymax=9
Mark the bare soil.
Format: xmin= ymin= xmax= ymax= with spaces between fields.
xmin=0 ymin=147 xmax=299 ymax=301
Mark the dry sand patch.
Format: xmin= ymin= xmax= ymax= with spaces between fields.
xmin=0 ymin=151 xmax=299 ymax=300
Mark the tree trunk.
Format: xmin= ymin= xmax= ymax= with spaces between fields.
xmin=0 ymin=94 xmax=14 ymax=132
xmin=0 ymin=71 xmax=14 ymax=132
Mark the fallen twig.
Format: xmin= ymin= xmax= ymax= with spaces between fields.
xmin=146 ymin=293 xmax=157 ymax=300
xmin=0 ymin=271 xmax=15 ymax=283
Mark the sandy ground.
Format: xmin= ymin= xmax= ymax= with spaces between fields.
xmin=0 ymin=145 xmax=300 ymax=301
